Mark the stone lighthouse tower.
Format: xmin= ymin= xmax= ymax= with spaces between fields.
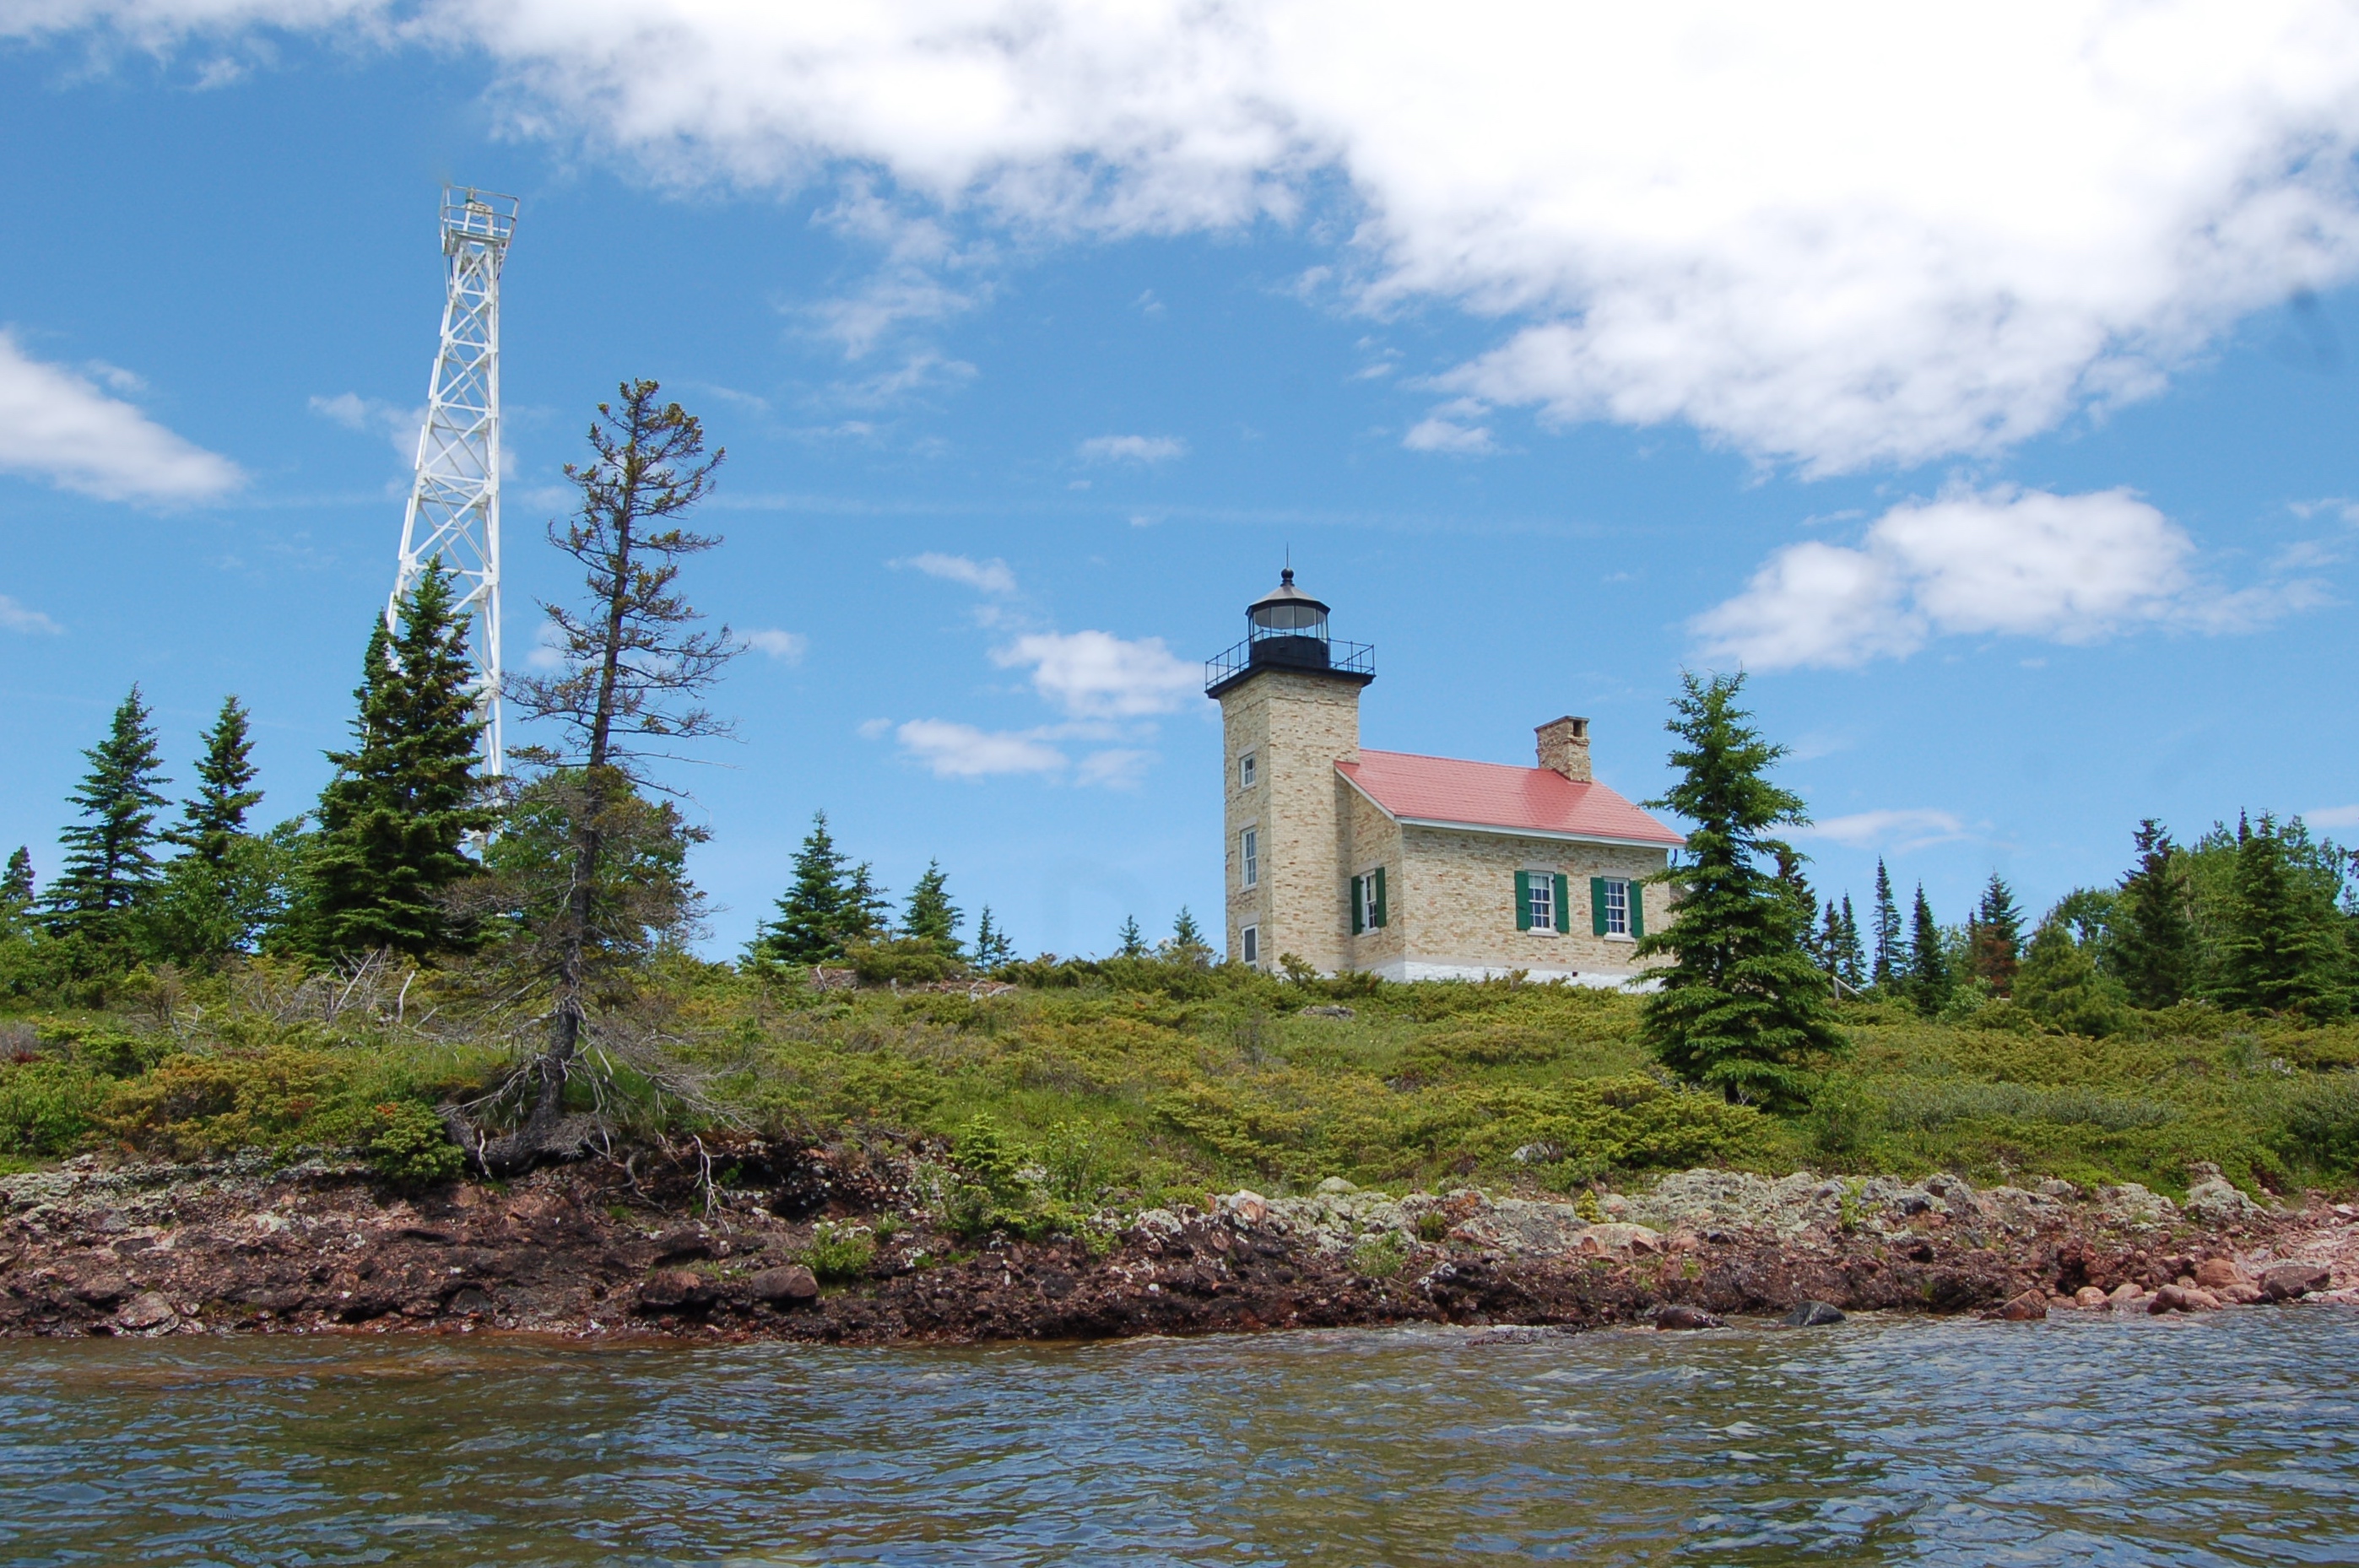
xmin=1204 ymin=569 xmax=1375 ymax=971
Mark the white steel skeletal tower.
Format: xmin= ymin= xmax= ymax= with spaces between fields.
xmin=391 ymin=186 xmax=520 ymax=776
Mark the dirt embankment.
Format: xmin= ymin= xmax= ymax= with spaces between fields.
xmin=3 ymin=1142 xmax=2353 ymax=1342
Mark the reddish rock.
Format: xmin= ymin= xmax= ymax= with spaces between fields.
xmin=1653 ymin=1304 xmax=1723 ymax=1330
xmin=2193 ymin=1257 xmax=2248 ymax=1291
xmin=2106 ymin=1282 xmax=2145 ymax=1309
xmin=2262 ymin=1263 xmax=2331 ymax=1301
xmin=636 ymin=1268 xmax=712 ymax=1311
xmin=2150 ymin=1284 xmax=2221 ymax=1313
xmin=1998 ymin=1290 xmax=2048 ymax=1321
xmin=2073 ymin=1286 xmax=2109 ymax=1310
xmin=116 ymin=1292 xmax=176 ymax=1332
xmin=651 ymin=1229 xmax=712 ymax=1263
xmin=747 ymin=1265 xmax=820 ymax=1305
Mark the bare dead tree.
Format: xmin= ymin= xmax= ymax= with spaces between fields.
xmin=490 ymin=380 xmax=740 ymax=1170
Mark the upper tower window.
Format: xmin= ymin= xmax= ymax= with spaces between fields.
xmin=1238 ymin=752 xmax=1258 ymax=790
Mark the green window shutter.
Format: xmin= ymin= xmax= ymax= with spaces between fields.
xmin=1629 ymin=882 xmax=1646 ymax=939
xmin=1591 ymin=877 xmax=1609 ymax=936
xmin=1554 ymin=874 xmax=1572 ymax=935
xmin=1514 ymin=870 xmax=1532 ymax=931
xmin=1372 ymin=867 xmax=1388 ymax=928
xmin=1350 ymin=875 xmax=1365 ymax=935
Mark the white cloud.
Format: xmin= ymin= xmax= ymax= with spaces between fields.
xmin=1076 ymin=748 xmax=1154 ymax=789
xmin=745 ymin=628 xmax=808 ymax=662
xmin=1797 ymin=809 xmax=1970 ymax=852
xmin=993 ymin=629 xmax=1198 ymax=717
xmin=23 ymin=5 xmax=2359 ymax=471
xmin=309 ymin=391 xmax=425 ymax=460
xmin=1401 ymin=415 xmax=1496 ymax=455
xmin=1691 ymin=486 xmax=2308 ymax=671
xmin=0 ymin=330 xmax=241 ymax=501
xmin=2305 ymin=804 xmax=2359 ymax=830
xmin=1077 ymin=434 xmax=1187 ymax=463
xmin=896 ymin=552 xmax=1016 ymax=594
xmin=0 ymin=594 xmax=63 ymax=635
xmin=894 ymin=718 xmax=1064 ymax=778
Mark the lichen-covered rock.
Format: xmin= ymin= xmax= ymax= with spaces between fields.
xmin=2094 ymin=1182 xmax=2178 ymax=1229
xmin=2183 ymin=1167 xmax=2264 ymax=1225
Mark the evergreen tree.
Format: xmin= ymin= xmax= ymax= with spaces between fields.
xmin=1870 ymin=858 xmax=1903 ymax=992
xmin=1968 ymin=873 xmax=2024 ymax=996
xmin=2210 ymin=813 xmax=2350 ymax=1015
xmin=2016 ymin=915 xmax=2128 ymax=1037
xmin=44 ymin=686 xmax=170 ymax=947
xmin=901 ymin=859 xmax=963 ymax=957
xmin=1834 ymin=894 xmax=1866 ymax=993
xmin=2109 ymin=820 xmax=2198 ymax=1008
xmin=1634 ymin=672 xmax=1842 ymax=1111
xmin=170 ymin=696 xmax=263 ymax=865
xmin=1816 ymin=897 xmax=1844 ymax=989
xmin=1115 ymin=915 xmax=1147 ymax=958
xmin=971 ymin=906 xmax=1014 ymax=969
xmin=2 ymin=848 xmax=31 ymax=906
xmin=752 ymin=812 xmax=885 ymax=964
xmin=307 ymin=565 xmax=494 ymax=959
xmin=1161 ymin=906 xmax=1213 ymax=966
xmin=1907 ymin=884 xmax=1952 ymax=1014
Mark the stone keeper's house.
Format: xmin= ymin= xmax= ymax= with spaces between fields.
xmin=1207 ymin=570 xmax=1684 ymax=985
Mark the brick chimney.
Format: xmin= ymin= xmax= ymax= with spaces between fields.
xmin=1535 ymin=716 xmax=1591 ymax=782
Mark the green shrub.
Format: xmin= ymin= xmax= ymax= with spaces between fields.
xmin=844 ymin=939 xmax=963 ymax=985
xmin=2275 ymin=1073 xmax=2359 ymax=1175
xmin=800 ymin=1220 xmax=877 ymax=1283
xmin=1350 ymin=1230 xmax=1409 ymax=1279
xmin=0 ymin=1060 xmax=111 ymax=1155
xmin=365 ymin=1100 xmax=464 ymax=1187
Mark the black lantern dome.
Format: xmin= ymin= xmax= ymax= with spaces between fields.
xmin=1205 ymin=567 xmax=1375 ymax=698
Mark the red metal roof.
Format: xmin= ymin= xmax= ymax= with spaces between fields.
xmin=1337 ymin=749 xmax=1685 ymax=847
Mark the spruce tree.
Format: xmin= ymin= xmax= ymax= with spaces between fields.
xmin=1634 ymin=672 xmax=1841 ymax=1111
xmin=2016 ymin=915 xmax=2128 ymax=1037
xmin=971 ymin=906 xmax=1014 ymax=968
xmin=1907 ymin=884 xmax=1952 ymax=1013
xmin=170 ymin=696 xmax=263 ymax=866
xmin=1870 ymin=858 xmax=1902 ymax=992
xmin=1115 ymin=915 xmax=1146 ymax=958
xmin=2210 ymin=813 xmax=2350 ymax=1015
xmin=1817 ymin=897 xmax=1844 ymax=989
xmin=3 ymin=848 xmax=31 ymax=906
xmin=2110 ymin=820 xmax=2198 ymax=1008
xmin=901 ymin=859 xmax=962 ymax=956
xmin=1969 ymin=873 xmax=2024 ymax=996
xmin=1835 ymin=894 xmax=1866 ymax=993
xmin=752 ymin=812 xmax=864 ymax=964
xmin=1162 ymin=906 xmax=1212 ymax=966
xmin=308 ymin=564 xmax=494 ymax=959
xmin=45 ymin=686 xmax=170 ymax=948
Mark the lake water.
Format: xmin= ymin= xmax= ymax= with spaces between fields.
xmin=3 ymin=1311 xmax=2354 ymax=1566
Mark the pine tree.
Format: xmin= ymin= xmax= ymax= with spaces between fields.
xmin=307 ymin=564 xmax=494 ymax=959
xmin=2016 ymin=915 xmax=2128 ymax=1037
xmin=45 ymin=686 xmax=170 ymax=947
xmin=1115 ymin=915 xmax=1146 ymax=958
xmin=2210 ymin=813 xmax=2350 ymax=1015
xmin=1870 ymin=858 xmax=1902 ymax=992
xmin=901 ymin=859 xmax=962 ymax=957
xmin=1817 ymin=897 xmax=1844 ymax=989
xmin=1969 ymin=873 xmax=2024 ymax=996
xmin=2110 ymin=820 xmax=2198 ymax=1008
xmin=752 ymin=812 xmax=874 ymax=964
xmin=1907 ymin=884 xmax=1952 ymax=1014
xmin=1634 ymin=672 xmax=1842 ymax=1111
xmin=2 ymin=848 xmax=31 ymax=906
xmin=971 ymin=906 xmax=1014 ymax=968
xmin=1161 ymin=906 xmax=1213 ymax=966
xmin=170 ymin=696 xmax=263 ymax=866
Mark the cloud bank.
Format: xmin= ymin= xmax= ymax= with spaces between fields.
xmin=993 ymin=630 xmax=1198 ymax=718
xmin=1692 ymin=486 xmax=2313 ymax=671
xmin=0 ymin=332 xmax=241 ymax=502
xmin=17 ymin=3 xmax=2359 ymax=471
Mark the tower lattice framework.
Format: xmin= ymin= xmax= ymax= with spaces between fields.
xmin=391 ymin=186 xmax=520 ymax=776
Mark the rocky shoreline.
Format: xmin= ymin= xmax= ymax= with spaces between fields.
xmin=3 ymin=1141 xmax=2353 ymax=1343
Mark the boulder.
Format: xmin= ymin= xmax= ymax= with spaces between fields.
xmin=2262 ymin=1262 xmax=2331 ymax=1301
xmin=2149 ymin=1284 xmax=2221 ymax=1313
xmin=1577 ymin=1222 xmax=1664 ymax=1258
xmin=70 ymin=1273 xmax=132 ymax=1306
xmin=650 ymin=1229 xmax=713 ymax=1263
xmin=2073 ymin=1286 xmax=2111 ymax=1311
xmin=1779 ymin=1300 xmax=1846 ymax=1327
xmin=636 ymin=1268 xmax=713 ymax=1311
xmin=1998 ymin=1290 xmax=2048 ymax=1322
xmin=746 ymin=1265 xmax=820 ymax=1305
xmin=1653 ymin=1304 xmax=1723 ymax=1330
xmin=1217 ymin=1191 xmax=1269 ymax=1226
xmin=2106 ymin=1282 xmax=2145 ymax=1309
xmin=2182 ymin=1167 xmax=2264 ymax=1225
xmin=116 ymin=1292 xmax=176 ymax=1332
xmin=2192 ymin=1257 xmax=2249 ymax=1291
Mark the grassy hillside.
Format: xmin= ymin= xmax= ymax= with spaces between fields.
xmin=4 ymin=956 xmax=2356 ymax=1204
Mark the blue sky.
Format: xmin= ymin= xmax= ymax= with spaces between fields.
xmin=3 ymin=4 xmax=2357 ymax=960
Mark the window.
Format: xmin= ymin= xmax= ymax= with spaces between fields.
xmin=1238 ymin=752 xmax=1258 ymax=790
xmin=1588 ymin=875 xmax=1644 ymax=938
xmin=1602 ymin=878 xmax=1630 ymax=937
xmin=1350 ymin=867 xmax=1388 ymax=933
xmin=1527 ymin=873 xmax=1556 ymax=933
xmin=1241 ymin=828 xmax=1259 ymax=889
xmin=1241 ymin=925 xmax=1259 ymax=964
